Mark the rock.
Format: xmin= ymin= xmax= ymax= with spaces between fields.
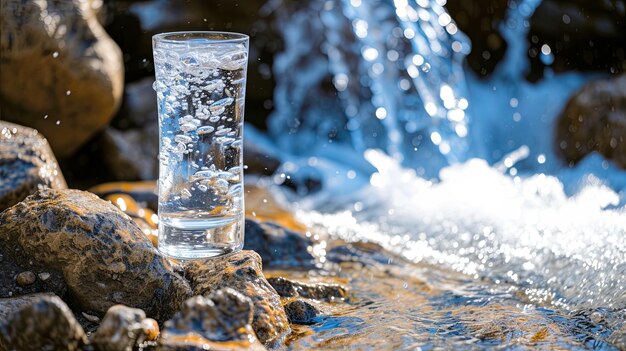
xmin=266 ymin=277 xmax=299 ymax=298
xmin=0 ymin=188 xmax=192 ymax=321
xmin=0 ymin=121 xmax=67 ymax=212
xmin=267 ymin=277 xmax=348 ymax=302
xmin=113 ymin=77 xmax=158 ymax=130
xmin=185 ymin=251 xmax=290 ymax=345
xmin=0 ymin=295 xmax=87 ymax=351
xmin=243 ymin=138 xmax=282 ymax=176
xmin=89 ymin=181 xmax=158 ymax=212
xmin=99 ymin=126 xmax=159 ymax=181
xmin=0 ymin=293 xmax=55 ymax=325
xmin=555 ymin=74 xmax=626 ymax=168
xmin=284 ymin=300 xmax=319 ymax=325
xmin=527 ymin=0 xmax=625 ymax=81
xmin=327 ymin=241 xmax=406 ymax=267
xmin=91 ymin=305 xmax=158 ymax=351
xmin=0 ymin=0 xmax=124 ymax=158
xmin=104 ymin=0 xmax=276 ymax=129
xmin=445 ymin=0 xmax=509 ymax=78
xmin=244 ymin=219 xmax=317 ymax=269
xmin=158 ymin=288 xmax=265 ymax=351
xmin=103 ymin=193 xmax=159 ymax=247
xmin=15 ymin=271 xmax=36 ymax=286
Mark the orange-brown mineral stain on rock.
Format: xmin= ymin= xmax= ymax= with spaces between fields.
xmin=245 ymin=185 xmax=307 ymax=232
xmin=184 ymin=251 xmax=291 ymax=345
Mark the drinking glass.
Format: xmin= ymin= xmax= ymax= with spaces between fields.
xmin=152 ymin=31 xmax=248 ymax=259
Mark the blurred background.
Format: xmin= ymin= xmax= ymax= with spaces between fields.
xmin=1 ymin=0 xmax=624 ymax=190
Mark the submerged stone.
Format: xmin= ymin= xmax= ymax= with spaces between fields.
xmin=267 ymin=277 xmax=348 ymax=302
xmin=0 ymin=188 xmax=192 ymax=321
xmin=0 ymin=294 xmax=87 ymax=351
xmin=158 ymin=288 xmax=265 ymax=351
xmin=185 ymin=250 xmax=290 ymax=345
xmin=0 ymin=121 xmax=66 ymax=212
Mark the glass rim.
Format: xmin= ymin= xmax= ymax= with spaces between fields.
xmin=153 ymin=31 xmax=249 ymax=45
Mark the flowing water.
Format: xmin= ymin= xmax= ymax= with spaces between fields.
xmin=256 ymin=0 xmax=626 ymax=348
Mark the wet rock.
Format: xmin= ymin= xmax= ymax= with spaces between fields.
xmin=0 ymin=295 xmax=87 ymax=351
xmin=267 ymin=277 xmax=348 ymax=302
xmin=113 ymin=76 xmax=158 ymax=130
xmin=284 ymin=300 xmax=319 ymax=325
xmin=555 ymin=74 xmax=626 ymax=168
xmin=445 ymin=0 xmax=509 ymax=78
xmin=99 ymin=126 xmax=159 ymax=181
xmin=89 ymin=181 xmax=158 ymax=212
xmin=158 ymin=288 xmax=265 ymax=351
xmin=527 ymin=0 xmax=625 ymax=81
xmin=327 ymin=241 xmax=406 ymax=267
xmin=104 ymin=0 xmax=275 ymax=128
xmin=185 ymin=251 xmax=290 ymax=345
xmin=0 ymin=121 xmax=67 ymax=212
xmin=103 ymin=193 xmax=159 ymax=247
xmin=0 ymin=293 xmax=55 ymax=325
xmin=15 ymin=271 xmax=36 ymax=287
xmin=244 ymin=219 xmax=317 ymax=269
xmin=0 ymin=0 xmax=124 ymax=157
xmin=0 ymin=188 xmax=192 ymax=321
xmin=243 ymin=138 xmax=282 ymax=176
xmin=91 ymin=305 xmax=159 ymax=351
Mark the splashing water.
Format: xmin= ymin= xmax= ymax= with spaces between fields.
xmin=260 ymin=0 xmax=626 ymax=345
xmin=268 ymin=0 xmax=471 ymax=177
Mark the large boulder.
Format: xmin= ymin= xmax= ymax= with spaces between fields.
xmin=185 ymin=251 xmax=290 ymax=345
xmin=158 ymin=288 xmax=265 ymax=351
xmin=527 ymin=0 xmax=625 ymax=81
xmin=0 ymin=294 xmax=88 ymax=351
xmin=0 ymin=188 xmax=192 ymax=321
xmin=99 ymin=126 xmax=159 ymax=181
xmin=0 ymin=0 xmax=124 ymax=157
xmin=445 ymin=0 xmax=509 ymax=78
xmin=0 ymin=121 xmax=66 ymax=212
xmin=555 ymin=74 xmax=626 ymax=168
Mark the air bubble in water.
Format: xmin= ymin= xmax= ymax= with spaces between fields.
xmin=175 ymin=135 xmax=193 ymax=144
xmin=197 ymin=126 xmax=215 ymax=135
xmin=180 ymin=123 xmax=197 ymax=132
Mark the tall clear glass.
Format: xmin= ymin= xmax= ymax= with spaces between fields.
xmin=152 ymin=32 xmax=248 ymax=259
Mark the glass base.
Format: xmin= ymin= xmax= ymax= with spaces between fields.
xmin=159 ymin=241 xmax=243 ymax=260
xmin=157 ymin=217 xmax=243 ymax=260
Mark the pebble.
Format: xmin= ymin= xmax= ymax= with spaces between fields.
xmin=82 ymin=312 xmax=101 ymax=323
xmin=38 ymin=272 xmax=51 ymax=281
xmin=16 ymin=271 xmax=36 ymax=286
xmin=142 ymin=318 xmax=160 ymax=341
xmin=284 ymin=300 xmax=319 ymax=324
